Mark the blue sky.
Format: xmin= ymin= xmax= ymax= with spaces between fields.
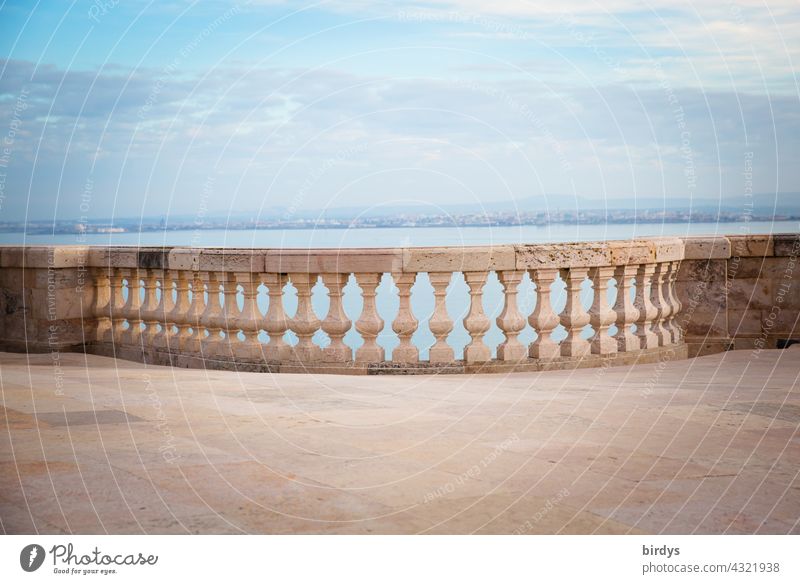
xmin=0 ymin=0 xmax=798 ymax=221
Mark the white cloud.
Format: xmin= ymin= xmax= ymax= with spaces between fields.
xmin=0 ymin=35 xmax=796 ymax=220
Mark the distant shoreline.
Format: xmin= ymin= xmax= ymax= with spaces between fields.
xmin=4 ymin=215 xmax=799 ymax=236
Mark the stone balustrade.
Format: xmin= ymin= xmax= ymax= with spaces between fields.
xmin=1 ymin=234 xmax=797 ymax=374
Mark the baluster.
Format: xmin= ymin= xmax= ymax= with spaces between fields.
xmin=496 ymin=270 xmax=527 ymax=361
xmin=201 ymin=272 xmax=224 ymax=355
xmin=184 ymin=271 xmax=207 ymax=353
xmin=427 ymin=272 xmax=454 ymax=362
xmin=153 ymin=270 xmax=175 ymax=349
xmin=612 ymin=265 xmax=639 ymax=352
xmin=670 ymin=261 xmax=683 ymax=343
xmin=93 ymin=269 xmax=111 ymax=343
xmin=589 ymin=266 xmax=617 ymax=355
xmin=634 ymin=263 xmax=659 ymax=349
xmin=321 ymin=273 xmax=352 ymax=362
xmin=559 ymin=267 xmax=590 ymax=357
xmin=287 ymin=273 xmax=320 ymax=362
xmin=117 ymin=269 xmax=132 ymax=344
xmin=649 ymin=263 xmax=669 ymax=345
xmin=169 ymin=270 xmax=192 ymax=352
xmin=107 ymin=270 xmax=126 ymax=344
xmin=140 ymin=269 xmax=160 ymax=345
xmin=122 ymin=269 xmax=143 ymax=346
xmin=235 ymin=273 xmax=263 ymax=361
xmin=392 ymin=273 xmax=419 ymax=363
xmin=528 ymin=268 xmax=560 ymax=360
xmin=220 ymin=273 xmax=241 ymax=357
xmin=355 ymin=273 xmax=385 ymax=363
xmin=463 ymin=272 xmax=491 ymax=363
xmin=666 ymin=260 xmax=683 ymax=343
xmin=262 ymin=273 xmax=289 ymax=361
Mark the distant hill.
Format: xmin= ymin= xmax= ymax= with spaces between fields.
xmin=225 ymin=192 xmax=800 ymax=220
xmin=126 ymin=192 xmax=799 ymax=224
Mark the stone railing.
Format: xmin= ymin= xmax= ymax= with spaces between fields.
xmin=0 ymin=234 xmax=797 ymax=374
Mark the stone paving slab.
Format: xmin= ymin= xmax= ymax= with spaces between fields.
xmin=0 ymin=348 xmax=798 ymax=534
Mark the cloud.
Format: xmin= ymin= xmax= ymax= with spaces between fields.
xmin=319 ymin=0 xmax=799 ymax=94
xmin=0 ymin=54 xmax=796 ymax=221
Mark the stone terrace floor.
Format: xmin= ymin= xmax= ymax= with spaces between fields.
xmin=1 ymin=348 xmax=798 ymax=535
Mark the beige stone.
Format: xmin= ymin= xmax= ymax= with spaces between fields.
xmin=29 ymin=287 xmax=92 ymax=321
xmin=168 ymin=248 xmax=201 ymax=271
xmin=25 ymin=245 xmax=89 ymax=269
xmin=266 ymin=248 xmax=402 ymax=274
xmin=727 ymin=309 xmax=765 ymax=336
xmin=608 ymin=241 xmax=654 ymax=265
xmin=1 ymin=235 xmax=798 ymax=371
xmin=729 ymin=257 xmax=795 ymax=279
xmin=198 ymin=249 xmax=264 ymax=272
xmin=728 ymin=234 xmax=774 ymax=257
xmin=87 ymin=246 xmax=139 ymax=268
xmin=515 ymin=242 xmax=612 ymax=268
xmin=0 ymin=246 xmax=24 ymax=268
xmin=682 ymin=236 xmax=731 ymax=260
xmin=649 ymin=237 xmax=685 ymax=262
xmin=0 ymin=245 xmax=89 ymax=268
xmin=403 ymin=245 xmax=514 ymax=273
xmin=726 ymin=277 xmax=778 ymax=310
xmin=774 ymin=234 xmax=800 ymax=257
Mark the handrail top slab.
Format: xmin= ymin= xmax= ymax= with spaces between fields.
xmin=2 ymin=234 xmax=797 ymax=269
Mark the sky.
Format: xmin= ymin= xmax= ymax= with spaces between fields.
xmin=0 ymin=0 xmax=798 ymax=222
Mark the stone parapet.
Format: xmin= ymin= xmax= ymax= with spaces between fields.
xmin=677 ymin=233 xmax=800 ymax=356
xmin=0 ymin=245 xmax=94 ymax=352
xmin=1 ymin=233 xmax=796 ymax=373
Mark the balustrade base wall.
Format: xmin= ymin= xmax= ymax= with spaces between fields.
xmin=85 ymin=340 xmax=686 ymax=376
xmin=678 ymin=234 xmax=800 ymax=357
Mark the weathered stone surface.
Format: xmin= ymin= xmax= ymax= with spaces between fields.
xmin=649 ymin=237 xmax=685 ymax=262
xmin=0 ymin=246 xmax=89 ymax=268
xmin=199 ymin=249 xmax=264 ymax=272
xmin=682 ymin=236 xmax=731 ymax=260
xmin=0 ymin=247 xmax=24 ymax=268
xmin=608 ymin=241 xmax=654 ymax=265
xmin=726 ymin=277 xmax=779 ymax=311
xmin=676 ymin=259 xmax=728 ymax=338
xmin=137 ymin=248 xmax=171 ymax=269
xmin=0 ymin=266 xmax=25 ymax=290
xmin=56 ymin=245 xmax=93 ymax=267
xmin=728 ymin=257 xmax=794 ymax=280
xmin=773 ymin=233 xmax=800 ymax=257
xmin=266 ymin=248 xmax=403 ymax=274
xmin=17 ymin=317 xmax=89 ymax=346
xmin=727 ymin=309 xmax=765 ymax=336
xmin=0 ymin=283 xmax=28 ymax=343
xmin=27 ymin=267 xmax=84 ymax=289
xmin=764 ymin=307 xmax=800 ymax=336
xmin=686 ymin=340 xmax=733 ymax=357
xmin=405 ymin=246 xmax=514 ymax=273
xmin=515 ymin=243 xmax=612 ymax=269
xmin=88 ymin=247 xmax=139 ymax=268
xmin=772 ymin=277 xmax=800 ymax=308
xmin=728 ymin=234 xmax=774 ymax=257
xmin=168 ymin=248 xmax=201 ymax=271
xmin=29 ymin=287 xmax=92 ymax=321
xmin=678 ymin=257 xmax=727 ymax=284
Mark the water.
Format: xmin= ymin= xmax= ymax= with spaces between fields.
xmin=3 ymin=220 xmax=797 ymax=248
xmin=4 ymin=221 xmax=797 ymax=359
